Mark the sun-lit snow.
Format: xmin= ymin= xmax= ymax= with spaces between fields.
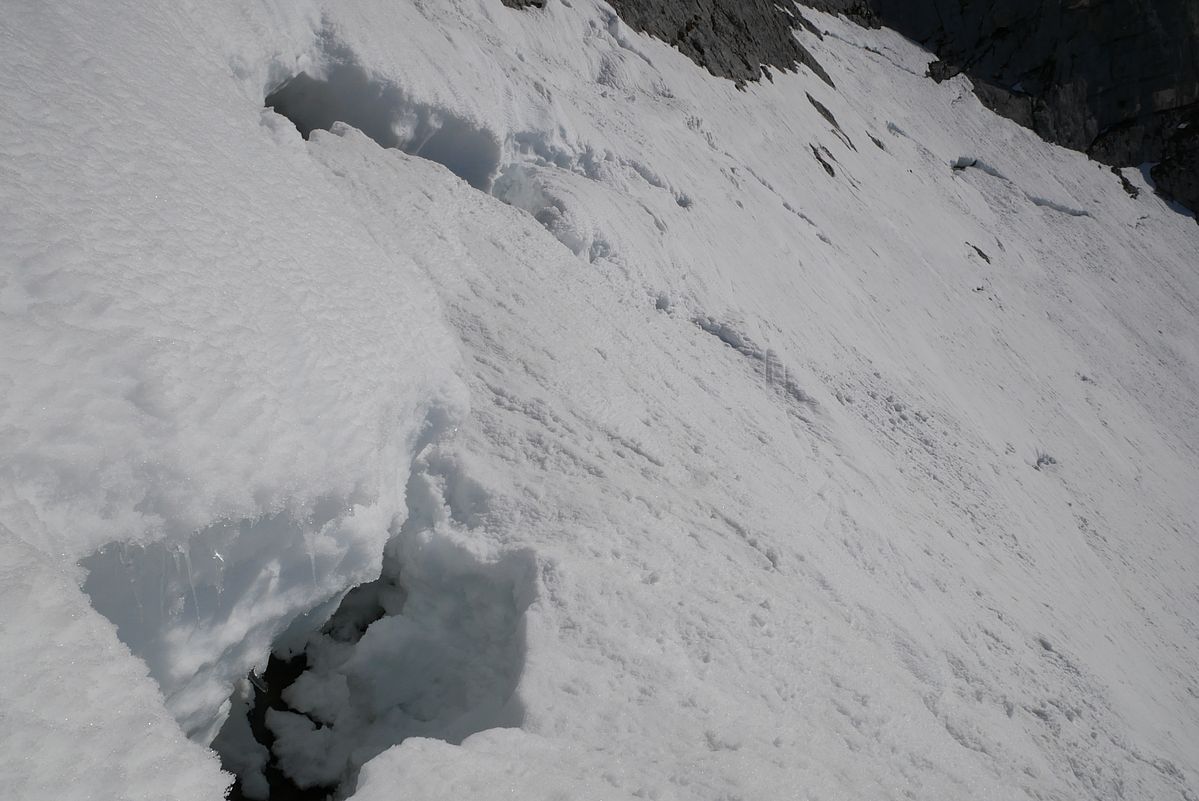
xmin=2 ymin=0 xmax=1197 ymax=799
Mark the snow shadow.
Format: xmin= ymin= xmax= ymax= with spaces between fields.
xmin=952 ymin=156 xmax=1093 ymax=218
xmin=266 ymin=46 xmax=501 ymax=191
xmin=80 ymin=497 xmax=374 ymax=741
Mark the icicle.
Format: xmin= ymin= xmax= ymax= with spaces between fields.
xmin=120 ymin=542 xmax=145 ymax=627
xmin=410 ymin=111 xmax=444 ymax=157
xmin=212 ymin=549 xmax=225 ymax=612
xmin=175 ymin=544 xmax=200 ymax=622
xmin=159 ymin=546 xmax=168 ymax=624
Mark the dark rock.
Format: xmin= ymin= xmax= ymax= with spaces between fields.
xmin=800 ymin=0 xmax=880 ymax=27
xmin=1151 ymin=114 xmax=1199 ymax=214
xmin=811 ymin=144 xmax=837 ymax=176
xmin=926 ymin=59 xmax=960 ymax=83
xmin=602 ymin=0 xmax=834 ymax=87
xmin=808 ymin=92 xmax=856 ymax=150
xmin=806 ymin=92 xmax=841 ymax=129
xmin=804 ymin=0 xmax=1199 ymax=217
xmin=225 ymin=653 xmax=335 ymax=801
xmin=1090 ymin=107 xmax=1186 ymax=166
xmin=503 ymin=0 xmax=1197 ymax=215
xmin=1111 ymin=166 xmax=1141 ymax=199
xmin=970 ymin=82 xmax=1035 ymax=130
xmin=794 ymin=10 xmax=824 ymax=40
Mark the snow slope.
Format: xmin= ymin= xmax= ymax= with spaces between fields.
xmin=2 ymin=0 xmax=1197 ymax=799
xmin=0 ymin=0 xmax=467 ymax=762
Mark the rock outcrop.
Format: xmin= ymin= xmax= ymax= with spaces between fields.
xmin=808 ymin=0 xmax=1199 ymax=214
xmin=602 ymin=0 xmax=833 ymax=87
xmin=502 ymin=0 xmax=1196 ymax=215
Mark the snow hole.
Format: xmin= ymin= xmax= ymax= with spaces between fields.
xmin=83 ymin=464 xmax=534 ymax=800
xmin=80 ymin=499 xmax=365 ymax=742
xmin=266 ymin=49 xmax=501 ymax=191
xmin=211 ymin=466 xmax=535 ymax=799
xmin=214 ymin=545 xmax=532 ymax=800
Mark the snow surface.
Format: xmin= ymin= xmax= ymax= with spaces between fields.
xmin=2 ymin=0 xmax=1198 ymax=799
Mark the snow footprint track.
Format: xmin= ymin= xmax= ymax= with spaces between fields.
xmin=691 ymin=314 xmax=820 ymax=424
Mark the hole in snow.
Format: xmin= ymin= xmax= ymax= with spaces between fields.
xmin=950 ymin=156 xmax=1006 ymax=179
xmin=266 ymin=44 xmax=501 ymax=191
xmin=79 ymin=499 xmax=371 ymax=743
xmin=213 ymin=466 xmax=535 ymax=800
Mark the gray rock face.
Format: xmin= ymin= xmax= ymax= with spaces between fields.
xmin=814 ymin=0 xmax=1199 ymax=214
xmin=501 ymin=0 xmax=831 ymax=85
xmin=1151 ymin=117 xmax=1199 ymax=213
xmin=503 ymin=0 xmax=1196 ymax=214
xmin=602 ymin=0 xmax=833 ymax=87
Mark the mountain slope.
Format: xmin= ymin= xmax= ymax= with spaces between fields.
xmin=1 ymin=1 xmax=1197 ymax=800
xmin=806 ymin=0 xmax=1199 ymax=213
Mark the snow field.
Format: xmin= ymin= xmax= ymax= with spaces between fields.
xmin=1 ymin=0 xmax=1197 ymax=799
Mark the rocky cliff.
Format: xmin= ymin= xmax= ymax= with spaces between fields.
xmin=512 ymin=0 xmax=1197 ymax=216
xmin=602 ymin=0 xmax=833 ymax=86
xmin=832 ymin=0 xmax=1199 ymax=216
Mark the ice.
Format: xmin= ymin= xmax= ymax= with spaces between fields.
xmin=0 ymin=528 xmax=231 ymax=800
xmin=2 ymin=0 xmax=1198 ymax=798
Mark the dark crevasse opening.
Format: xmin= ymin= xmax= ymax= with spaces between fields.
xmin=266 ymin=46 xmax=501 ymax=191
xmin=222 ymin=651 xmax=332 ymax=801
xmin=217 ymin=576 xmax=395 ymax=801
